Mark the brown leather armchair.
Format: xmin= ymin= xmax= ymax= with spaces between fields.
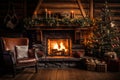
xmin=0 ymin=37 xmax=38 ymax=77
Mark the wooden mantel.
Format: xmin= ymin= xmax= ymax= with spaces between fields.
xmin=29 ymin=27 xmax=77 ymax=30
xmin=27 ymin=25 xmax=91 ymax=43
xmin=27 ymin=25 xmax=90 ymax=31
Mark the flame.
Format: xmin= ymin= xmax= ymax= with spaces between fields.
xmin=53 ymin=43 xmax=59 ymax=49
xmin=53 ymin=42 xmax=67 ymax=52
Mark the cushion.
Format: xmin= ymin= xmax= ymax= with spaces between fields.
xmin=15 ymin=45 xmax=28 ymax=59
xmin=104 ymin=51 xmax=118 ymax=60
xmin=72 ymin=50 xmax=84 ymax=58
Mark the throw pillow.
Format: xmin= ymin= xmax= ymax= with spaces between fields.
xmin=15 ymin=45 xmax=28 ymax=59
xmin=72 ymin=51 xmax=80 ymax=58
xmin=72 ymin=50 xmax=84 ymax=58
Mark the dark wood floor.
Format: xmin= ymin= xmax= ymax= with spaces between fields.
xmin=0 ymin=68 xmax=120 ymax=80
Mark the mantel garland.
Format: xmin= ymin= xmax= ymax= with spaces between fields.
xmin=23 ymin=17 xmax=93 ymax=28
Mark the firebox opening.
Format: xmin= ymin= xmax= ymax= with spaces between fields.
xmin=47 ymin=38 xmax=71 ymax=56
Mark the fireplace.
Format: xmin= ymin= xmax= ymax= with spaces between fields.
xmin=41 ymin=30 xmax=74 ymax=56
xmin=47 ymin=38 xmax=72 ymax=56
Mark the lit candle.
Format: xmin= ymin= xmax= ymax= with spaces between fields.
xmin=73 ymin=11 xmax=75 ymax=18
xmin=48 ymin=11 xmax=51 ymax=18
xmin=71 ymin=10 xmax=74 ymax=18
xmin=45 ymin=8 xmax=48 ymax=19
xmin=34 ymin=11 xmax=37 ymax=19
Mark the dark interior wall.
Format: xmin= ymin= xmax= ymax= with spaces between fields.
xmin=0 ymin=0 xmax=38 ymax=26
xmin=0 ymin=0 xmax=39 ymax=37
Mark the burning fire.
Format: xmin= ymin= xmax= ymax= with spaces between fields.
xmin=53 ymin=42 xmax=67 ymax=52
xmin=48 ymin=39 xmax=71 ymax=56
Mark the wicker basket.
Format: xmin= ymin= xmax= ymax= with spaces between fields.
xmin=86 ymin=62 xmax=96 ymax=71
xmin=96 ymin=63 xmax=107 ymax=72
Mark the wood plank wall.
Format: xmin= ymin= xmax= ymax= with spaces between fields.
xmin=0 ymin=0 xmax=120 ymax=26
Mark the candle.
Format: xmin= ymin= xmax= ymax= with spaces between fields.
xmin=71 ymin=10 xmax=74 ymax=18
xmin=48 ymin=11 xmax=51 ymax=18
xmin=73 ymin=12 xmax=75 ymax=18
xmin=45 ymin=8 xmax=48 ymax=19
xmin=34 ymin=11 xmax=37 ymax=19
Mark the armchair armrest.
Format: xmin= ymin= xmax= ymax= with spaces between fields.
xmin=3 ymin=50 xmax=12 ymax=55
xmin=28 ymin=48 xmax=39 ymax=60
xmin=3 ymin=50 xmax=16 ymax=65
xmin=28 ymin=49 xmax=35 ymax=58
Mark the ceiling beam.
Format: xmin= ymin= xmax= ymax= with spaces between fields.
xmin=76 ymin=0 xmax=86 ymax=18
xmin=33 ymin=0 xmax=43 ymax=18
xmin=89 ymin=0 xmax=93 ymax=19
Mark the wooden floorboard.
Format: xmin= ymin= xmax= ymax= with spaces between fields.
xmin=0 ymin=68 xmax=120 ymax=80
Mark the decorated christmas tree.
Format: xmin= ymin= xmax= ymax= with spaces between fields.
xmin=93 ymin=1 xmax=120 ymax=57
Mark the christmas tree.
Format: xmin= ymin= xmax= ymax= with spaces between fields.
xmin=93 ymin=1 xmax=120 ymax=57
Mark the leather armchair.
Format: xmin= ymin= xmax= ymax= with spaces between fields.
xmin=0 ymin=37 xmax=38 ymax=77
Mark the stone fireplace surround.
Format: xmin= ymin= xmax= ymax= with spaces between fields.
xmin=32 ymin=28 xmax=85 ymax=67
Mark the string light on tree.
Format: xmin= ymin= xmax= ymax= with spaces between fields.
xmin=110 ymin=21 xmax=115 ymax=27
xmin=93 ymin=0 xmax=120 ymax=57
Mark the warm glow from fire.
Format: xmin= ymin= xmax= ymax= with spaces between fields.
xmin=53 ymin=43 xmax=59 ymax=49
xmin=48 ymin=39 xmax=71 ymax=56
xmin=53 ymin=42 xmax=67 ymax=52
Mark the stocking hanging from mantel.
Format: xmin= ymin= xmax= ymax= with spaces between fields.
xmin=4 ymin=2 xmax=18 ymax=29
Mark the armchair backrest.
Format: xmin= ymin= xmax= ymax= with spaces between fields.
xmin=1 ymin=37 xmax=29 ymax=61
xmin=2 ymin=37 xmax=29 ymax=51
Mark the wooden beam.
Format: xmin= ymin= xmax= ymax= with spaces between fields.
xmin=95 ymin=3 xmax=120 ymax=8
xmin=90 ymin=0 xmax=93 ymax=19
xmin=32 ymin=0 xmax=43 ymax=18
xmin=76 ymin=0 xmax=86 ymax=18
xmin=40 ymin=3 xmax=89 ymax=9
xmin=37 ymin=8 xmax=88 ymax=13
xmin=111 ymin=16 xmax=120 ymax=21
xmin=95 ymin=9 xmax=120 ymax=13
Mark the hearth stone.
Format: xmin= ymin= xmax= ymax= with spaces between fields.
xmin=38 ymin=56 xmax=82 ymax=68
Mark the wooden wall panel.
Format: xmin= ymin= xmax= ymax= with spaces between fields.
xmin=0 ymin=0 xmax=119 ymax=26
